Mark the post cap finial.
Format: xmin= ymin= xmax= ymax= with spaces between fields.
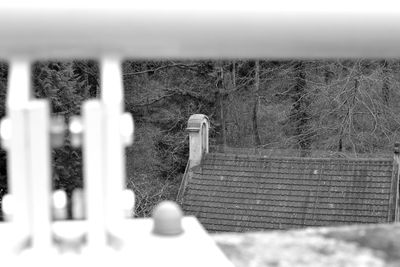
xmin=152 ymin=201 xmax=183 ymax=236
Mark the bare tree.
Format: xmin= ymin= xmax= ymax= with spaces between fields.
xmin=252 ymin=60 xmax=261 ymax=146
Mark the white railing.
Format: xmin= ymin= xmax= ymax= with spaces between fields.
xmin=0 ymin=2 xmax=399 ymax=266
xmin=1 ymin=1 xmax=400 ymax=59
xmin=0 ymin=59 xmax=233 ymax=266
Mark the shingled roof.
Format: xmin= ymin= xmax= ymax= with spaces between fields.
xmin=180 ymin=152 xmax=399 ymax=232
xmin=179 ymin=114 xmax=400 ymax=233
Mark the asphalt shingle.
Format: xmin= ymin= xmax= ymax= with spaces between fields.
xmin=182 ymin=153 xmax=397 ymax=232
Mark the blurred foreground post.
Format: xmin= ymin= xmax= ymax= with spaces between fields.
xmin=0 ymin=58 xmax=233 ymax=266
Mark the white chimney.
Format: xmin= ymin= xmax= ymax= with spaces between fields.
xmin=187 ymin=114 xmax=209 ymax=168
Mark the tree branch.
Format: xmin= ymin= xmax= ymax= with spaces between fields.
xmin=123 ymin=62 xmax=203 ymax=77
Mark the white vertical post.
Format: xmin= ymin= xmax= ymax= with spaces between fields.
xmin=6 ymin=60 xmax=31 ymax=246
xmin=27 ymin=100 xmax=52 ymax=249
xmin=83 ymin=100 xmax=107 ymax=248
xmin=101 ymin=59 xmax=125 ymax=238
xmin=71 ymin=188 xmax=85 ymax=220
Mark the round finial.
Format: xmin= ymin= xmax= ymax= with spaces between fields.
xmin=152 ymin=201 xmax=183 ymax=236
xmin=53 ymin=190 xmax=67 ymax=209
xmin=69 ymin=116 xmax=83 ymax=147
xmin=52 ymin=190 xmax=68 ymax=220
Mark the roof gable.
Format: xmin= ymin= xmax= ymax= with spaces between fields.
xmin=182 ymin=153 xmax=397 ymax=232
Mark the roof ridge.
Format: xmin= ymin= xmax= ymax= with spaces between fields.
xmin=204 ymin=152 xmax=392 ymax=162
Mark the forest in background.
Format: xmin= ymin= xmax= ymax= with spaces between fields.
xmin=0 ymin=59 xmax=400 ymax=217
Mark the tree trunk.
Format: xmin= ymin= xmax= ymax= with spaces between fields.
xmin=338 ymin=75 xmax=358 ymax=153
xmin=350 ymin=78 xmax=358 ymax=154
xmin=290 ymin=61 xmax=310 ymax=156
xmin=381 ymin=60 xmax=390 ymax=105
xmin=324 ymin=65 xmax=333 ymax=84
xmin=232 ymin=61 xmax=236 ymax=89
xmin=338 ymin=135 xmax=343 ymax=152
xmin=219 ymin=96 xmax=227 ymax=148
xmin=216 ymin=63 xmax=227 ymax=148
xmin=252 ymin=60 xmax=261 ymax=146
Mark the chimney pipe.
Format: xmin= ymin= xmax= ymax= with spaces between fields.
xmin=187 ymin=114 xmax=209 ymax=168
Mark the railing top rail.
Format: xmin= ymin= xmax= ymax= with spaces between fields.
xmin=1 ymin=1 xmax=400 ymax=59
